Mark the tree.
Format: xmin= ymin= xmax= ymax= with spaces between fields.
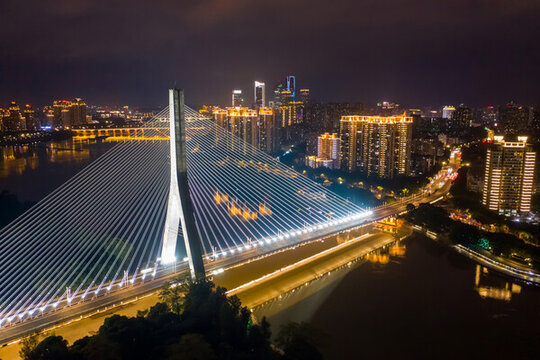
xmin=23 ymin=336 xmax=71 ymax=360
xmin=72 ymin=335 xmax=121 ymax=360
xmin=159 ymin=276 xmax=189 ymax=315
xmin=19 ymin=334 xmax=40 ymax=360
xmin=24 ymin=280 xmax=323 ymax=359
xmin=166 ymin=334 xmax=216 ymax=360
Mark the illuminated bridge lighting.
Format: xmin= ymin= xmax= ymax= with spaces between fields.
xmin=0 ymin=104 xmax=370 ymax=326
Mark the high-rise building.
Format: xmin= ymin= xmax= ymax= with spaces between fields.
xmin=23 ymin=104 xmax=36 ymax=130
xmin=442 ymin=106 xmax=456 ymax=119
xmin=532 ymin=106 xmax=540 ymax=137
xmin=280 ymin=101 xmax=303 ymax=127
xmin=286 ymin=75 xmax=296 ymax=101
xmin=71 ymin=98 xmax=87 ymax=126
xmin=281 ymin=90 xmax=293 ymax=107
xmin=317 ymin=133 xmax=339 ymax=160
xmin=2 ymin=101 xmax=23 ymax=131
xmin=452 ymin=104 xmax=471 ymax=128
xmin=254 ymin=81 xmax=265 ymax=108
xmin=299 ymin=89 xmax=310 ymax=105
xmin=312 ymin=133 xmax=340 ymax=169
xmin=339 ymin=115 xmax=413 ymax=178
xmin=232 ymin=90 xmax=243 ymax=107
xmin=498 ymin=102 xmax=530 ymax=135
xmin=212 ymin=106 xmax=258 ymax=146
xmin=482 ymin=136 xmax=536 ymax=216
xmin=272 ymin=83 xmax=284 ymax=108
xmin=479 ymin=106 xmax=498 ymax=127
xmin=50 ymin=99 xmax=87 ymax=128
xmin=255 ymin=107 xmax=278 ymax=154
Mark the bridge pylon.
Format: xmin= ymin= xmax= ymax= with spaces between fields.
xmin=161 ymin=88 xmax=206 ymax=280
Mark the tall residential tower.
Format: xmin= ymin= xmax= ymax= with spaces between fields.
xmin=482 ymin=136 xmax=536 ymax=216
xmin=254 ymin=81 xmax=265 ymax=108
xmin=339 ymin=115 xmax=413 ymax=178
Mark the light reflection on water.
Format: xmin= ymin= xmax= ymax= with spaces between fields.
xmin=255 ymin=234 xmax=540 ymax=358
xmin=252 ymin=241 xmax=407 ymax=325
xmin=0 ymin=139 xmax=115 ymax=202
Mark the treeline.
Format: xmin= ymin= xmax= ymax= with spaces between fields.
xmin=19 ymin=279 xmax=325 ymax=360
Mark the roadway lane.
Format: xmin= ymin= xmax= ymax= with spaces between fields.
xmin=0 ymin=167 xmax=453 ymax=348
xmin=225 ymin=232 xmax=395 ymax=309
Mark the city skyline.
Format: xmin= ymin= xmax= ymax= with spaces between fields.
xmin=1 ymin=1 xmax=540 ymax=108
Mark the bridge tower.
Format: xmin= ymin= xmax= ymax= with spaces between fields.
xmin=161 ymin=88 xmax=206 ymax=280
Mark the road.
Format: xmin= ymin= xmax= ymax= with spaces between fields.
xmin=0 ymin=230 xmax=397 ymax=359
xmin=0 ymin=166 xmax=454 ymax=349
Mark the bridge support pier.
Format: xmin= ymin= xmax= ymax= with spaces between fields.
xmin=161 ymin=88 xmax=206 ymax=280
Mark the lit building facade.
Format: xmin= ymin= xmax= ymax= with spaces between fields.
xmin=213 ymin=107 xmax=277 ymax=154
xmin=452 ymin=104 xmax=471 ymax=128
xmin=286 ymin=75 xmax=295 ymax=100
xmin=442 ymin=106 xmax=456 ymax=119
xmin=305 ymin=132 xmax=340 ymax=170
xmin=2 ymin=101 xmax=23 ymax=131
xmin=318 ymin=133 xmax=339 ymax=165
xmin=254 ymin=81 xmax=265 ymax=108
xmin=339 ymin=115 xmax=413 ymax=178
xmin=299 ymin=89 xmax=310 ymax=105
xmin=255 ymin=107 xmax=278 ymax=154
xmin=232 ymin=90 xmax=243 ymax=107
xmin=49 ymin=99 xmax=87 ymax=128
xmin=305 ymin=156 xmax=335 ymax=169
xmin=482 ymin=136 xmax=536 ymax=216
xmin=23 ymin=104 xmax=36 ymax=130
xmin=280 ymin=90 xmax=293 ymax=107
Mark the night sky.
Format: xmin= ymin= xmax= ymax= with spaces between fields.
xmin=1 ymin=0 xmax=539 ymax=108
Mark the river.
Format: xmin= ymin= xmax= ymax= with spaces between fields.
xmin=1 ymin=139 xmax=540 ymax=359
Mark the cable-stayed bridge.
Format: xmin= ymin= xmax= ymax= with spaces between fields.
xmin=0 ymin=90 xmax=371 ymax=333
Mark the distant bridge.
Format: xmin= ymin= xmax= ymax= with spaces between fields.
xmin=72 ymin=127 xmax=170 ymax=141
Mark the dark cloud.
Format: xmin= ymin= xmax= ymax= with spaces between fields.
xmin=1 ymin=0 xmax=539 ymax=107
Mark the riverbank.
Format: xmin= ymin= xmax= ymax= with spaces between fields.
xmin=411 ymin=223 xmax=540 ymax=285
xmin=0 ymin=130 xmax=72 ymax=146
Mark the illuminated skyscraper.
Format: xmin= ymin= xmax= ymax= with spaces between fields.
xmin=254 ymin=81 xmax=265 ymax=108
xmin=310 ymin=133 xmax=340 ymax=169
xmin=51 ymin=99 xmax=87 ymax=128
xmin=3 ymin=101 xmax=23 ymax=131
xmin=317 ymin=133 xmax=339 ymax=160
xmin=232 ymin=90 xmax=243 ymax=107
xmin=442 ymin=106 xmax=456 ymax=119
xmin=280 ymin=101 xmax=303 ymax=127
xmin=272 ymin=83 xmax=284 ymax=108
xmin=299 ymin=89 xmax=310 ymax=105
xmin=340 ymin=115 xmax=413 ymax=178
xmin=286 ymin=75 xmax=295 ymax=100
xmin=71 ymin=98 xmax=87 ymax=126
xmin=213 ymin=106 xmax=278 ymax=154
xmin=281 ymin=90 xmax=293 ymax=107
xmin=212 ymin=107 xmax=258 ymax=145
xmin=256 ymin=107 xmax=278 ymax=154
xmin=482 ymin=136 xmax=536 ymax=216
xmin=23 ymin=104 xmax=36 ymax=130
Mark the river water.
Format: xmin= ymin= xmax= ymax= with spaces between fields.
xmin=2 ymin=140 xmax=540 ymax=359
